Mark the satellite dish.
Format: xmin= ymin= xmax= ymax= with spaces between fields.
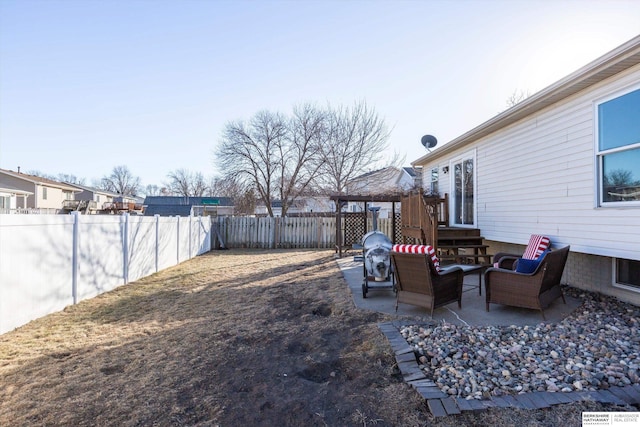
xmin=421 ymin=135 xmax=438 ymax=150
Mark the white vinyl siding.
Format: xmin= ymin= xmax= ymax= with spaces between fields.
xmin=420 ymin=63 xmax=640 ymax=261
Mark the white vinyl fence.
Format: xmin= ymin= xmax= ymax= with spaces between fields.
xmin=0 ymin=213 xmax=211 ymax=335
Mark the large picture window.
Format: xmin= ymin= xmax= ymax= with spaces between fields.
xmin=597 ymin=87 xmax=640 ymax=205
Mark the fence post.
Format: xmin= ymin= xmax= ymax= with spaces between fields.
xmin=155 ymin=214 xmax=160 ymax=272
xmin=71 ymin=211 xmax=80 ymax=304
xmin=176 ymin=216 xmax=180 ymax=264
xmin=122 ymin=212 xmax=130 ymax=284
xmin=189 ymin=215 xmax=193 ymax=258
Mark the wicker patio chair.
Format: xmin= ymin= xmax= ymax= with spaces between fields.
xmin=485 ymin=245 xmax=570 ymax=320
xmin=390 ymin=248 xmax=464 ymax=317
xmin=493 ymin=234 xmax=551 ymax=270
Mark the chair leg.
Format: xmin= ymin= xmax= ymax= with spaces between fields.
xmin=561 ymin=292 xmax=566 ymax=304
xmin=486 ymin=302 xmax=490 ymax=312
xmin=540 ymin=309 xmax=546 ymax=321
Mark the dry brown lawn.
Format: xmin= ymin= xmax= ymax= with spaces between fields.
xmin=0 ymin=249 xmax=624 ymax=426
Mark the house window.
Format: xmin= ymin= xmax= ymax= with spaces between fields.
xmin=42 ymin=187 xmax=47 ymax=200
xmin=430 ymin=168 xmax=439 ymax=196
xmin=614 ymin=258 xmax=640 ymax=291
xmin=0 ymin=196 xmax=9 ymax=209
xmin=597 ymin=87 xmax=640 ymax=205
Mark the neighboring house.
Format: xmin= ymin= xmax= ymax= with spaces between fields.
xmin=0 ymin=185 xmax=33 ymax=213
xmin=411 ymin=35 xmax=640 ymax=305
xmin=254 ymin=197 xmax=335 ymax=217
xmin=0 ymin=168 xmax=81 ymax=214
xmin=345 ymin=166 xmax=419 ymax=217
xmin=143 ymin=196 xmax=234 ymax=216
xmin=105 ymin=195 xmax=145 ymax=214
xmin=63 ymin=183 xmax=121 ymax=213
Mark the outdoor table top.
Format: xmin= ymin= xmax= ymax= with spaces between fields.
xmin=440 ymin=264 xmax=485 ymax=273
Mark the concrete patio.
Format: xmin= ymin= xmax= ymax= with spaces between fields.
xmin=336 ymin=256 xmax=581 ymax=326
xmin=335 ymin=255 xmax=640 ymax=418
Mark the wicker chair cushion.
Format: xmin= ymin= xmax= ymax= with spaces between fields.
xmin=515 ymin=250 xmax=548 ymax=273
xmin=522 ymin=235 xmax=551 ymax=260
xmin=391 ymin=244 xmax=441 ymax=272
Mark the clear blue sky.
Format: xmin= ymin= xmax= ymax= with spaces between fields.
xmin=1 ymin=0 xmax=639 ymax=190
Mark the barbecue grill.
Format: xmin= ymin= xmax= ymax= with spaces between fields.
xmin=361 ymin=207 xmax=395 ymax=298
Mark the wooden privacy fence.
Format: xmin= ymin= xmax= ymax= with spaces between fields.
xmin=215 ymin=216 xmax=398 ymax=249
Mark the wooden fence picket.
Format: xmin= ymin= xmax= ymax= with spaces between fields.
xmin=215 ymin=216 xmax=396 ymax=249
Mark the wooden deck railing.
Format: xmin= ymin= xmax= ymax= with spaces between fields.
xmin=400 ymin=192 xmax=448 ymax=248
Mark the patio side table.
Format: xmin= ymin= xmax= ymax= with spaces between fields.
xmin=440 ymin=264 xmax=486 ymax=295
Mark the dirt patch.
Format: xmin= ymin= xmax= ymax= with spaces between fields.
xmin=0 ymin=249 xmax=629 ymax=426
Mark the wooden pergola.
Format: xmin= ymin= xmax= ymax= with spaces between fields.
xmin=329 ymin=194 xmax=402 ymax=257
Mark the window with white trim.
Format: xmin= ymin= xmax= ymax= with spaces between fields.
xmin=613 ymin=258 xmax=640 ymax=291
xmin=429 ymin=167 xmax=439 ymax=196
xmin=596 ymin=87 xmax=640 ymax=206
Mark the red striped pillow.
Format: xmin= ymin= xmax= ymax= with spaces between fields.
xmin=392 ymin=244 xmax=441 ymax=272
xmin=522 ymin=235 xmax=551 ymax=260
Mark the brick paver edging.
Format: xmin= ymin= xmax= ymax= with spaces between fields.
xmin=378 ymin=322 xmax=640 ymax=418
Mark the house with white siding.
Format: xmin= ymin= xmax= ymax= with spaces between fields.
xmin=0 ymin=185 xmax=33 ymax=213
xmin=411 ymin=35 xmax=640 ymax=305
xmin=65 ymin=183 xmax=120 ymax=212
xmin=0 ymin=168 xmax=81 ymax=214
xmin=346 ymin=166 xmax=419 ymax=217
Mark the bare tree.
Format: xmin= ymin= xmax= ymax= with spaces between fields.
xmin=165 ymin=169 xmax=190 ymax=196
xmin=275 ymin=103 xmax=326 ymax=216
xmin=216 ymin=101 xmax=390 ymax=215
xmin=144 ymin=184 xmax=162 ymax=196
xmin=165 ymin=169 xmax=209 ymax=197
xmin=317 ymin=100 xmax=391 ymax=195
xmin=58 ymin=173 xmax=86 ymax=185
xmin=26 ymin=170 xmax=86 ymax=185
xmin=100 ymin=165 xmax=142 ymax=196
xmin=210 ymin=175 xmax=256 ymax=215
xmin=217 ymin=106 xmax=326 ymax=217
xmin=217 ymin=110 xmax=288 ymax=217
xmin=505 ymin=89 xmax=531 ymax=108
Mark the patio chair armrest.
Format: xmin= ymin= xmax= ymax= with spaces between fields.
xmin=492 ymin=253 xmax=520 ymax=270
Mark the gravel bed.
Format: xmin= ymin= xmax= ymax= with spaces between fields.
xmin=400 ymin=287 xmax=640 ymax=400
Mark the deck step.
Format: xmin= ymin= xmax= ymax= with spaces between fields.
xmin=439 ymin=240 xmax=486 ymax=246
xmin=438 ymin=227 xmax=481 ymax=237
